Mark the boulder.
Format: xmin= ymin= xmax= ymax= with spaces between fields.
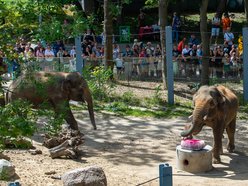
xmin=0 ymin=159 xmax=15 ymax=179
xmin=0 ymin=152 xmax=10 ymax=161
xmin=61 ymin=165 xmax=107 ymax=186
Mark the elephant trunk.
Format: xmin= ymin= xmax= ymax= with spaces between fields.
xmin=83 ymin=89 xmax=97 ymax=130
xmin=181 ymin=105 xmax=206 ymax=137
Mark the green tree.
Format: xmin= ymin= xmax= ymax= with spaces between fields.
xmin=104 ymin=0 xmax=113 ymax=70
xmin=245 ymin=0 xmax=248 ymax=25
xmin=216 ymin=0 xmax=227 ymax=17
xmin=158 ymin=0 xmax=169 ymax=89
xmin=146 ymin=0 xmax=173 ymax=89
xmin=200 ymin=0 xmax=210 ymax=85
xmin=103 ymin=0 xmax=132 ymax=73
xmin=0 ymin=0 xmax=95 ymax=53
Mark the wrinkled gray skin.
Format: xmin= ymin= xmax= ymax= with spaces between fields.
xmin=181 ymin=85 xmax=238 ymax=163
xmin=6 ymin=71 xmax=96 ymax=131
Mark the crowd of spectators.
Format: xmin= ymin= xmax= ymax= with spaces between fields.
xmin=171 ymin=30 xmax=241 ymax=79
xmin=13 ymin=40 xmax=75 ymax=60
xmin=0 ymin=39 xmax=77 ymax=78
xmin=0 ymin=12 xmax=243 ymax=80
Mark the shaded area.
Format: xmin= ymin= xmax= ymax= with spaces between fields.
xmin=75 ymin=111 xmax=248 ymax=185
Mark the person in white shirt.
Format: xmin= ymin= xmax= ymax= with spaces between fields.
xmin=210 ymin=13 xmax=221 ymax=45
xmin=115 ymin=53 xmax=124 ymax=78
xmin=44 ymin=45 xmax=55 ymax=60
xmin=182 ymin=44 xmax=191 ymax=62
xmin=113 ymin=43 xmax=120 ymax=60
xmin=70 ymin=46 xmax=76 ymax=58
xmin=44 ymin=45 xmax=55 ymax=71
xmin=224 ymin=27 xmax=234 ymax=49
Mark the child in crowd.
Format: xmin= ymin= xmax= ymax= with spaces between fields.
xmin=115 ymin=53 xmax=124 ymax=78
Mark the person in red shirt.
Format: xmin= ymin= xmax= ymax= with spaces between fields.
xmin=177 ymin=37 xmax=187 ymax=54
xmin=222 ymin=13 xmax=232 ymax=35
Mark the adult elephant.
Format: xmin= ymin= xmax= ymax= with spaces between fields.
xmin=181 ymin=85 xmax=238 ymax=163
xmin=6 ymin=71 xmax=96 ymax=131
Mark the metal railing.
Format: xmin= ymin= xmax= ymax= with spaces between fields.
xmin=2 ymin=56 xmax=243 ymax=83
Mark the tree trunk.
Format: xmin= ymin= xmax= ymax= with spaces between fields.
xmin=159 ymin=0 xmax=169 ymax=89
xmin=245 ymin=0 xmax=248 ymax=26
xmin=104 ymin=0 xmax=113 ymax=72
xmin=216 ymin=0 xmax=227 ymax=18
xmin=200 ymin=0 xmax=210 ymax=86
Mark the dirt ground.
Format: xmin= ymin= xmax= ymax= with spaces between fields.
xmin=1 ymin=82 xmax=248 ymax=186
xmin=1 ymin=111 xmax=248 ymax=186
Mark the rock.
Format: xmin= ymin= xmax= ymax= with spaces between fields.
xmin=0 ymin=152 xmax=10 ymax=161
xmin=28 ymin=149 xmax=42 ymax=155
xmin=0 ymin=159 xmax=15 ymax=179
xmin=61 ymin=165 xmax=107 ymax=186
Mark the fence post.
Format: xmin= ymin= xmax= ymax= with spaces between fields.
xmin=75 ymin=36 xmax=83 ymax=74
xmin=242 ymin=27 xmax=248 ymax=103
xmin=159 ymin=163 xmax=173 ymax=186
xmin=165 ymin=26 xmax=174 ymax=105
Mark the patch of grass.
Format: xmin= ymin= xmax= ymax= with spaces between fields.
xmin=72 ymin=99 xmax=192 ymax=118
xmin=110 ymin=103 xmax=192 ymax=118
xmin=238 ymin=103 xmax=248 ymax=120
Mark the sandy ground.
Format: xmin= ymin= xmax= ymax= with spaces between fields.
xmin=1 ymin=110 xmax=248 ymax=186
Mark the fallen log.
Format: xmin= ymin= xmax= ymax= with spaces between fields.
xmin=43 ymin=129 xmax=84 ymax=159
xmin=48 ymin=140 xmax=77 ymax=159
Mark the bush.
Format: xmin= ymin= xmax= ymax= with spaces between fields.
xmin=0 ymin=100 xmax=38 ymax=148
xmin=83 ymin=66 xmax=115 ymax=101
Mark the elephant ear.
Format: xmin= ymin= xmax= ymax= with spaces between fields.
xmin=211 ymin=86 xmax=226 ymax=106
xmin=61 ymin=72 xmax=81 ymax=92
xmin=216 ymin=87 xmax=226 ymax=105
xmin=61 ymin=79 xmax=70 ymax=93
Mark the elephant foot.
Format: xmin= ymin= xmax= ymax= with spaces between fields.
xmin=227 ymin=145 xmax=235 ymax=153
xmin=213 ymin=157 xmax=221 ymax=164
xmin=68 ymin=123 xmax=79 ymax=131
xmin=219 ymin=148 xmax=224 ymax=155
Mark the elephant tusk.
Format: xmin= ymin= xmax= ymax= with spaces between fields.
xmin=203 ymin=115 xmax=208 ymax=121
xmin=188 ymin=115 xmax=193 ymax=121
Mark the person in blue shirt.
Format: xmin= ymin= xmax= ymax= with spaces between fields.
xmin=188 ymin=34 xmax=200 ymax=48
xmin=172 ymin=12 xmax=181 ymax=44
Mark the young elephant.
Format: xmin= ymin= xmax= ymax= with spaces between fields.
xmin=181 ymin=85 xmax=238 ymax=163
xmin=6 ymin=71 xmax=96 ymax=131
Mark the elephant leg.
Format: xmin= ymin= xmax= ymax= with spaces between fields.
xmin=212 ymin=127 xmax=224 ymax=164
xmin=219 ymin=144 xmax=224 ymax=155
xmin=64 ymin=108 xmax=79 ymax=130
xmin=52 ymin=101 xmax=79 ymax=130
xmin=226 ymin=118 xmax=236 ymax=153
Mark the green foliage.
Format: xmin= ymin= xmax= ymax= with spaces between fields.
xmin=0 ymin=168 xmax=8 ymax=180
xmin=152 ymin=85 xmax=163 ymax=104
xmin=83 ymin=66 xmax=115 ymax=101
xmin=0 ymin=0 xmax=101 ymax=58
xmin=121 ymin=91 xmax=139 ymax=105
xmin=238 ymin=102 xmax=248 ymax=120
xmin=37 ymin=108 xmax=64 ymax=135
xmin=109 ymin=0 xmax=133 ymax=17
xmin=102 ymin=100 xmax=191 ymax=118
xmin=144 ymin=0 xmax=159 ymax=8
xmin=105 ymin=101 xmax=129 ymax=113
xmin=0 ymin=100 xmax=38 ymax=148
